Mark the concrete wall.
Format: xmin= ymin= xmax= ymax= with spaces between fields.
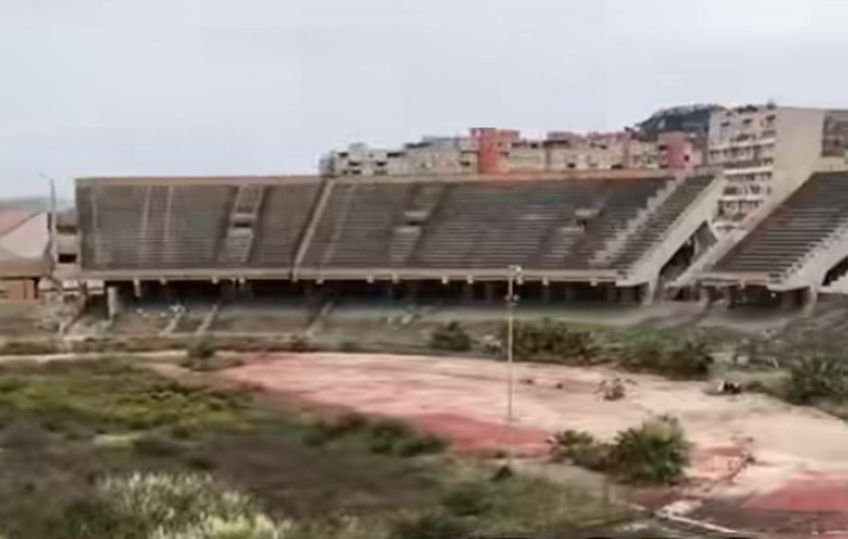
xmin=1 ymin=279 xmax=37 ymax=301
xmin=772 ymin=108 xmax=827 ymax=199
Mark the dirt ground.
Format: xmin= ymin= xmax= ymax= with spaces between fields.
xmin=222 ymin=351 xmax=848 ymax=537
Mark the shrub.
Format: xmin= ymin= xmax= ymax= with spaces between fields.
xmin=396 ymin=433 xmax=447 ymax=457
xmin=57 ymin=496 xmax=144 ymax=539
xmin=390 ymin=513 xmax=469 ymax=539
xmin=429 ymin=322 xmax=472 ymax=352
xmin=288 ymin=334 xmax=312 ymax=352
xmin=62 ymin=472 xmax=294 ymax=539
xmin=339 ymin=340 xmax=362 ymax=353
xmin=608 ymin=415 xmax=690 ymax=485
xmin=442 ymin=482 xmax=492 ymax=517
xmin=366 ymin=419 xmax=416 ymax=455
xmin=133 ymin=434 xmax=186 ymax=458
xmin=501 ymin=320 xmax=595 ymax=363
xmin=619 ymin=339 xmax=712 ymax=379
xmin=548 ymin=430 xmax=608 ymax=470
xmin=305 ymin=414 xmax=369 ymax=446
xmin=785 ymin=355 xmax=847 ymax=404
xmin=618 ymin=339 xmax=665 ymax=372
xmin=365 ymin=418 xmax=446 ymax=457
xmin=0 ymin=339 xmax=59 ymax=356
xmin=185 ymin=339 xmax=216 ymax=360
xmin=181 ymin=353 xmax=244 ymax=373
xmin=662 ymin=340 xmax=713 ymax=379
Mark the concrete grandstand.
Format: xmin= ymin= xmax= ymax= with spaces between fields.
xmin=699 ymin=171 xmax=848 ymax=307
xmin=71 ymin=169 xmax=725 ymax=315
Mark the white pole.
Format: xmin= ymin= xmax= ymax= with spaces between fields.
xmin=505 ymin=264 xmax=521 ymax=468
xmin=39 ymin=174 xmax=59 ymax=269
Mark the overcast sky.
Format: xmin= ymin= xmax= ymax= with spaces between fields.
xmin=2 ymin=0 xmax=848 ymax=198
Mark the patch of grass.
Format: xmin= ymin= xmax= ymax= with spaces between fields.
xmin=0 ymin=359 xmax=255 ymax=435
xmin=0 ymin=339 xmax=60 ymax=356
xmin=0 ymin=358 xmax=632 ymax=539
xmin=390 ymin=512 xmax=470 ymax=539
xmin=438 ymin=475 xmax=629 ymax=536
xmin=302 ymin=415 xmax=447 ymax=458
xmin=132 ymin=434 xmax=187 ymax=458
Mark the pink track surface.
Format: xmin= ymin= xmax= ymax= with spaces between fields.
xmin=221 ymin=352 xmax=848 ymax=536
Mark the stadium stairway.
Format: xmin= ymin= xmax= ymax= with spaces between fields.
xmin=218 ymin=184 xmax=265 ymax=266
xmin=590 ymin=173 xmax=685 ymax=266
xmin=603 ymin=174 xmax=723 ymax=297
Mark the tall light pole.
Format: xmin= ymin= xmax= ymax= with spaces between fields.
xmin=505 ymin=264 xmax=522 ymax=469
xmin=39 ymin=173 xmax=59 ymax=269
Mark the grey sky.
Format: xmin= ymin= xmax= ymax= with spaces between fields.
xmin=2 ymin=0 xmax=847 ymax=198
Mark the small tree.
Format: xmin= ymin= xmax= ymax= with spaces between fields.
xmin=608 ymin=415 xmax=690 ymax=485
xmin=429 ymin=322 xmax=472 ymax=352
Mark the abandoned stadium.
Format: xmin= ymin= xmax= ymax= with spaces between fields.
xmin=52 ymin=167 xmax=848 ymax=317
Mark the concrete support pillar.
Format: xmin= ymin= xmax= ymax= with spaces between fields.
xmin=463 ymin=282 xmax=474 ymax=302
xmin=641 ymin=280 xmax=657 ymax=306
xmin=484 ymin=282 xmax=496 ymax=303
xmin=779 ymin=290 xmax=796 ymax=310
xmin=383 ymin=282 xmax=395 ymax=302
xmin=802 ymin=287 xmax=818 ymax=314
xmin=221 ymin=281 xmax=237 ymax=302
xmin=564 ymin=284 xmax=576 ymax=303
xmin=238 ymin=280 xmax=253 ymax=299
xmin=106 ymin=285 xmax=122 ymax=320
xmin=541 ymin=283 xmax=551 ymax=304
xmin=720 ymin=286 xmax=734 ymax=307
xmin=162 ymin=282 xmax=175 ymax=303
xmin=697 ymin=286 xmax=711 ymax=306
xmin=405 ymin=281 xmax=419 ymax=302
xmin=605 ymin=284 xmax=618 ymax=303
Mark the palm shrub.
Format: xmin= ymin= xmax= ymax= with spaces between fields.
xmin=785 ymin=355 xmax=847 ymax=404
xmin=608 ymin=415 xmax=690 ymax=485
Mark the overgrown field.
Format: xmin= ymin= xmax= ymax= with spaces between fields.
xmin=0 ymin=358 xmax=628 ymax=539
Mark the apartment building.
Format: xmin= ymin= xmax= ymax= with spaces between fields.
xmin=320 ymin=128 xmax=698 ymax=177
xmin=708 ymin=105 xmax=848 ymax=233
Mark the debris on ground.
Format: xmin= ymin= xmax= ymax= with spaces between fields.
xmin=705 ymin=379 xmax=743 ymax=396
xmin=597 ymin=377 xmax=626 ymax=401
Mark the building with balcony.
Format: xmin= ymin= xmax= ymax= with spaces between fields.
xmin=708 ymin=105 xmax=848 ymax=233
xmin=320 ymin=128 xmax=700 ymax=178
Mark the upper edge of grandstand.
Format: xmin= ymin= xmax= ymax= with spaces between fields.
xmin=76 ymin=168 xmax=678 ymax=187
xmin=76 ymin=175 xmax=323 ymax=187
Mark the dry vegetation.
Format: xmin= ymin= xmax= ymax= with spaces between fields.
xmin=0 ymin=358 xmax=629 ymax=539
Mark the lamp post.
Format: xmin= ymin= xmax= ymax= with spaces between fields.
xmin=39 ymin=173 xmax=59 ymax=269
xmin=505 ymin=264 xmax=522 ymax=468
